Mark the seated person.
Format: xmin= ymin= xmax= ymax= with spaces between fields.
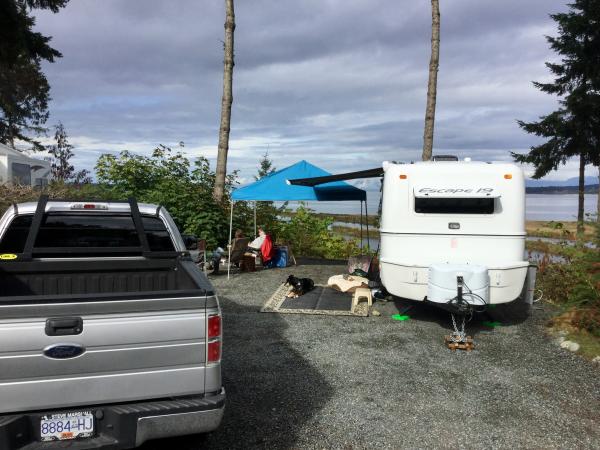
xmin=260 ymin=233 xmax=275 ymax=266
xmin=210 ymin=230 xmax=245 ymax=275
xmin=247 ymin=227 xmax=275 ymax=266
xmin=248 ymin=227 xmax=266 ymax=251
xmin=210 ymin=242 xmax=227 ymax=275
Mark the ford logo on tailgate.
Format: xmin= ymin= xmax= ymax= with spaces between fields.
xmin=43 ymin=344 xmax=85 ymax=359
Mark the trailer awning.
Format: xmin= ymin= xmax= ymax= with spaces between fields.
xmin=413 ymin=186 xmax=501 ymax=198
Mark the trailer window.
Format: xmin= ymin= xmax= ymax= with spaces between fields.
xmin=414 ymin=197 xmax=495 ymax=214
xmin=0 ymin=214 xmax=175 ymax=254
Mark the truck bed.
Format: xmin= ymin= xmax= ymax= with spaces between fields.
xmin=0 ymin=256 xmax=220 ymax=415
xmin=0 ymin=257 xmax=212 ymax=301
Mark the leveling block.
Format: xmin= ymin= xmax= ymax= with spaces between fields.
xmin=444 ymin=335 xmax=475 ymax=352
xmin=391 ymin=314 xmax=410 ymax=321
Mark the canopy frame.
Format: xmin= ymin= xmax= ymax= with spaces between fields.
xmin=225 ymin=160 xmax=369 ymax=279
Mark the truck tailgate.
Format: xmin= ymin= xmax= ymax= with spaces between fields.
xmin=0 ymin=294 xmax=218 ymax=414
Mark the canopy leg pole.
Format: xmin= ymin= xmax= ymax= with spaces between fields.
xmin=228 ymin=200 xmax=234 ymax=280
xmin=360 ymin=200 xmax=363 ymax=251
xmin=365 ymin=196 xmax=370 ymax=253
xmin=254 ymin=201 xmax=257 ymax=237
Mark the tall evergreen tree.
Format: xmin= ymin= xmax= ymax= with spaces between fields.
xmin=254 ymin=151 xmax=276 ymax=181
xmin=254 ymin=152 xmax=280 ymax=233
xmin=0 ymin=0 xmax=68 ymax=150
xmin=513 ymin=0 xmax=600 ymax=231
xmin=47 ymin=122 xmax=90 ymax=183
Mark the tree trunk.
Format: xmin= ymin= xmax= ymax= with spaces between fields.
xmin=577 ymin=153 xmax=585 ymax=236
xmin=597 ymin=164 xmax=599 ymax=223
xmin=213 ymin=0 xmax=235 ymax=202
xmin=422 ymin=0 xmax=440 ymax=162
xmin=7 ymin=117 xmax=15 ymax=148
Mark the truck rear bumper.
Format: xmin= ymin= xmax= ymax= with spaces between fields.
xmin=0 ymin=388 xmax=225 ymax=450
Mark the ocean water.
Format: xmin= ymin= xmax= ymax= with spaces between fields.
xmin=525 ymin=194 xmax=597 ymax=221
xmin=284 ymin=194 xmax=598 ymax=222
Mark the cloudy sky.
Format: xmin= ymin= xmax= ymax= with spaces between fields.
xmin=33 ymin=0 xmax=596 ymax=208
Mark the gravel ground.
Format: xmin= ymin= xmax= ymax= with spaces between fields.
xmin=142 ymin=260 xmax=600 ymax=450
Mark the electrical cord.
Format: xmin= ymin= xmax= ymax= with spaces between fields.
xmin=462 ymin=280 xmax=488 ymax=312
xmin=445 ymin=280 xmax=488 ymax=314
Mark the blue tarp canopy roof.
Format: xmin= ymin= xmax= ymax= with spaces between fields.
xmin=231 ymin=160 xmax=366 ymax=202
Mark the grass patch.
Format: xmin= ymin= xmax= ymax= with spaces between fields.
xmin=549 ymin=327 xmax=600 ymax=360
xmin=567 ymin=330 xmax=600 ymax=360
xmin=332 ymin=225 xmax=380 ymax=239
xmin=526 ymin=220 xmax=596 ymax=241
xmin=525 ymin=239 xmax=580 ymax=259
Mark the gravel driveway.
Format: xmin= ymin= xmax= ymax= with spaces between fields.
xmin=142 ymin=260 xmax=600 ymax=449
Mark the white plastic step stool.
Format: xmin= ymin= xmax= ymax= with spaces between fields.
xmin=352 ymin=287 xmax=373 ymax=310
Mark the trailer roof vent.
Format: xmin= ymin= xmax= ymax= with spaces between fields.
xmin=432 ymin=155 xmax=459 ymax=162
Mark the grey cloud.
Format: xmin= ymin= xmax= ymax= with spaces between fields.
xmin=32 ymin=0 xmax=572 ymax=186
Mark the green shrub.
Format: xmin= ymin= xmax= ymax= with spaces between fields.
xmin=540 ymin=221 xmax=600 ymax=337
xmin=95 ymin=145 xmax=260 ymax=248
xmin=276 ymin=205 xmax=360 ymax=259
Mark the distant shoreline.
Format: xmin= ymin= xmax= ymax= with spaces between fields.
xmin=526 ymin=185 xmax=599 ymax=194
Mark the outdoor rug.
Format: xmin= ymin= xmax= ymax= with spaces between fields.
xmin=261 ymin=283 xmax=369 ymax=317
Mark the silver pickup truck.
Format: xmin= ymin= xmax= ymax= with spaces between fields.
xmin=0 ymin=196 xmax=225 ymax=449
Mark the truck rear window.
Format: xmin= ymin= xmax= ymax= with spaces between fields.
xmin=0 ymin=214 xmax=175 ymax=254
xmin=414 ymin=197 xmax=495 ymax=214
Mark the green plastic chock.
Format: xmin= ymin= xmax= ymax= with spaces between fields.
xmin=482 ymin=320 xmax=502 ymax=328
xmin=391 ymin=314 xmax=410 ymax=321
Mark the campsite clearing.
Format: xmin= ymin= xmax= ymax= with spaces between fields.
xmin=143 ymin=261 xmax=600 ymax=449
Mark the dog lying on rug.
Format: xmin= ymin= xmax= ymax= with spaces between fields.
xmin=285 ymin=275 xmax=315 ymax=298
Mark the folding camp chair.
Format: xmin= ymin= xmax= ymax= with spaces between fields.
xmin=196 ymin=239 xmax=207 ymax=274
xmin=226 ymin=237 xmax=251 ymax=273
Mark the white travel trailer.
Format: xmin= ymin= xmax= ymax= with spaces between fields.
xmin=290 ymin=157 xmax=536 ymax=313
xmin=0 ymin=143 xmax=51 ymax=187
xmin=379 ymin=160 xmax=533 ymax=311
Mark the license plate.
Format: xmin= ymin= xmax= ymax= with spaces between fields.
xmin=40 ymin=411 xmax=94 ymax=441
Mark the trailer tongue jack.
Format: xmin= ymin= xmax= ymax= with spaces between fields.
xmin=444 ymin=276 xmax=476 ymax=351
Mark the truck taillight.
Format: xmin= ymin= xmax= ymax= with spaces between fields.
xmin=208 ymin=315 xmax=221 ymax=339
xmin=207 ymin=341 xmax=221 ymax=363
xmin=207 ymin=314 xmax=222 ymax=364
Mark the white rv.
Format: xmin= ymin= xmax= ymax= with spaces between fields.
xmin=379 ymin=160 xmax=532 ymax=310
xmin=289 ymin=157 xmax=536 ymax=313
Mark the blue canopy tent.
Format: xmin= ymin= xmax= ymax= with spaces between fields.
xmin=227 ymin=160 xmax=369 ymax=277
xmin=231 ymin=160 xmax=366 ymax=202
